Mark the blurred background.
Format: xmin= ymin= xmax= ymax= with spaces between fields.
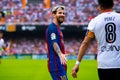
xmin=0 ymin=0 xmax=120 ymax=80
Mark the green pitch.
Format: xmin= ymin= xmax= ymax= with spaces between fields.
xmin=0 ymin=59 xmax=99 ymax=80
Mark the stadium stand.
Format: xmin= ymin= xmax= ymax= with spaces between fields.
xmin=0 ymin=0 xmax=119 ymax=55
xmin=3 ymin=37 xmax=97 ymax=55
xmin=0 ymin=0 xmax=119 ymax=23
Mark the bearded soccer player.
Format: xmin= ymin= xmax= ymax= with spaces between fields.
xmin=45 ymin=5 xmax=68 ymax=80
xmin=72 ymin=0 xmax=120 ymax=80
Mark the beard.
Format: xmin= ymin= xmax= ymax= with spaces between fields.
xmin=56 ymin=16 xmax=65 ymax=24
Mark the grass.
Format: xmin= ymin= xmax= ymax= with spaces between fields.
xmin=0 ymin=59 xmax=99 ymax=80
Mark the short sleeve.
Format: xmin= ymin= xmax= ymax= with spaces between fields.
xmin=88 ymin=18 xmax=96 ymax=32
xmin=48 ymin=27 xmax=58 ymax=45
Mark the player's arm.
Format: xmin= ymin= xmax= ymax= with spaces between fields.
xmin=72 ymin=30 xmax=95 ymax=78
xmin=77 ymin=31 xmax=94 ymax=62
xmin=53 ymin=42 xmax=67 ymax=64
xmin=53 ymin=42 xmax=62 ymax=55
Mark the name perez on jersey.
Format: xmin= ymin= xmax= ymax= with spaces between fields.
xmin=104 ymin=17 xmax=115 ymax=22
xmin=101 ymin=45 xmax=120 ymax=52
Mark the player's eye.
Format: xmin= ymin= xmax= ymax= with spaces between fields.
xmin=63 ymin=12 xmax=65 ymax=15
xmin=58 ymin=12 xmax=65 ymax=15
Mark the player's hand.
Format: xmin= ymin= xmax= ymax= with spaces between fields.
xmin=58 ymin=53 xmax=67 ymax=65
xmin=72 ymin=64 xmax=79 ymax=78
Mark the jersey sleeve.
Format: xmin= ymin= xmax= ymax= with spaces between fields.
xmin=88 ymin=18 xmax=96 ymax=32
xmin=86 ymin=30 xmax=95 ymax=38
xmin=48 ymin=27 xmax=58 ymax=45
xmin=87 ymin=19 xmax=96 ymax=38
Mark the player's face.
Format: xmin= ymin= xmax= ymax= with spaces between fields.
xmin=55 ymin=9 xmax=65 ymax=24
xmin=0 ymin=33 xmax=3 ymax=38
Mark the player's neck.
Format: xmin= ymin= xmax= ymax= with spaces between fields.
xmin=102 ymin=9 xmax=113 ymax=13
xmin=53 ymin=20 xmax=60 ymax=27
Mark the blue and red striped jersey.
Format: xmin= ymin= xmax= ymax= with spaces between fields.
xmin=46 ymin=22 xmax=67 ymax=72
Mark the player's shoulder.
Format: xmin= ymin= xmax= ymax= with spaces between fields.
xmin=46 ymin=22 xmax=57 ymax=34
xmin=90 ymin=12 xmax=114 ymax=23
xmin=97 ymin=12 xmax=120 ymax=18
xmin=89 ymin=13 xmax=102 ymax=22
xmin=109 ymin=12 xmax=120 ymax=17
xmin=48 ymin=22 xmax=57 ymax=30
xmin=112 ymin=11 xmax=120 ymax=15
xmin=93 ymin=13 xmax=103 ymax=21
xmin=114 ymin=12 xmax=120 ymax=18
xmin=48 ymin=22 xmax=56 ymax=27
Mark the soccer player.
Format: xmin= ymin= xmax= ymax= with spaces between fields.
xmin=0 ymin=30 xmax=6 ymax=64
xmin=72 ymin=0 xmax=120 ymax=80
xmin=45 ymin=5 xmax=68 ymax=80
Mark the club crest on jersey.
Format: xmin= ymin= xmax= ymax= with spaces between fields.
xmin=51 ymin=33 xmax=56 ymax=40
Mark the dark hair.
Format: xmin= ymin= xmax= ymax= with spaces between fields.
xmin=98 ymin=0 xmax=114 ymax=9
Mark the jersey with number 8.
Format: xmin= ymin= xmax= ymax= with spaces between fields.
xmin=88 ymin=12 xmax=120 ymax=69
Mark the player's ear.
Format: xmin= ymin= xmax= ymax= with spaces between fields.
xmin=98 ymin=5 xmax=104 ymax=12
xmin=52 ymin=13 xmax=56 ymax=18
xmin=97 ymin=5 xmax=101 ymax=11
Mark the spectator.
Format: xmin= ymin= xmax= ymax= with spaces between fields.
xmin=0 ymin=0 xmax=119 ymax=23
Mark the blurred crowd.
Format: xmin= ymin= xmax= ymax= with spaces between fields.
xmin=3 ymin=38 xmax=97 ymax=55
xmin=0 ymin=0 xmax=119 ymax=55
xmin=0 ymin=0 xmax=120 ymax=24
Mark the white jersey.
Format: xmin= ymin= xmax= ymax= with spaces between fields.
xmin=0 ymin=38 xmax=4 ymax=56
xmin=88 ymin=11 xmax=120 ymax=69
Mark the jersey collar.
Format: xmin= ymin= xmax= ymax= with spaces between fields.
xmin=52 ymin=22 xmax=60 ymax=28
xmin=103 ymin=9 xmax=113 ymax=13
